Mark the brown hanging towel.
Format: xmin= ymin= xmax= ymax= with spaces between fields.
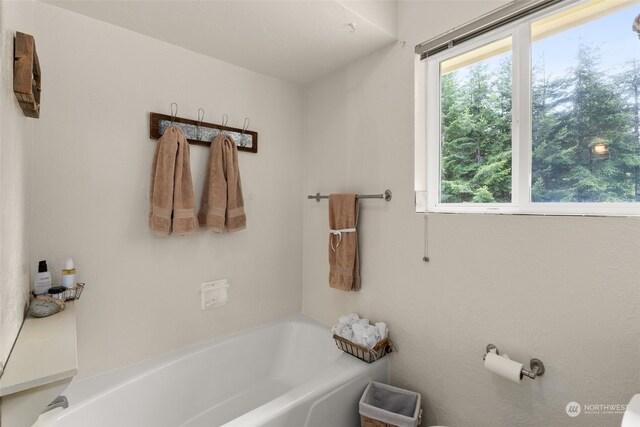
xmin=328 ymin=194 xmax=360 ymax=291
xmin=199 ymin=134 xmax=246 ymax=233
xmin=149 ymin=126 xmax=199 ymax=236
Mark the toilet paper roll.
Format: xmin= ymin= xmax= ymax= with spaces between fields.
xmin=484 ymin=352 xmax=523 ymax=383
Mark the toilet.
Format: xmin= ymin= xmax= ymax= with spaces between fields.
xmin=622 ymin=395 xmax=640 ymax=427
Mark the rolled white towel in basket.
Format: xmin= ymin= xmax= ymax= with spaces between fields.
xmin=352 ymin=323 xmax=381 ymax=349
xmin=339 ymin=313 xmax=359 ymax=324
xmin=332 ymin=322 xmax=354 ymax=341
xmin=332 ymin=313 xmax=388 ymax=349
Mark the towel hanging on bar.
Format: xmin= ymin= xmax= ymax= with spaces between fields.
xmin=328 ymin=194 xmax=360 ymax=292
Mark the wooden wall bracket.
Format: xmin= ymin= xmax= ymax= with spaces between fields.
xmin=149 ymin=112 xmax=258 ymax=153
xmin=13 ymin=32 xmax=41 ymax=119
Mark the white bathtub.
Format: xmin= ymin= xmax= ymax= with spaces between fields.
xmin=33 ymin=315 xmax=389 ymax=427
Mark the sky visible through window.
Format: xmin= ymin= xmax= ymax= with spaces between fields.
xmin=533 ymin=5 xmax=640 ymax=78
xmin=450 ymin=5 xmax=640 ymax=86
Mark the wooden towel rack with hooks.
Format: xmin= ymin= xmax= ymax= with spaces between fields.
xmin=149 ymin=103 xmax=258 ymax=153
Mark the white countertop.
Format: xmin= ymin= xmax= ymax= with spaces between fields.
xmin=0 ymin=301 xmax=77 ymax=396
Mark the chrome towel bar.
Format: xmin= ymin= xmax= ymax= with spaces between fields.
xmin=307 ymin=190 xmax=392 ymax=203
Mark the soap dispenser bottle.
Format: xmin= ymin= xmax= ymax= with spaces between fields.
xmin=34 ymin=260 xmax=52 ymax=295
xmin=61 ymin=258 xmax=76 ymax=289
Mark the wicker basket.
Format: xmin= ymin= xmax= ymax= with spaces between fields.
xmin=333 ymin=334 xmax=393 ymax=363
xmin=359 ymin=382 xmax=422 ymax=427
xmin=361 ymin=415 xmax=397 ymax=427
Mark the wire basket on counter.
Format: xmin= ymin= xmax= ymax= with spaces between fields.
xmin=333 ymin=334 xmax=393 ymax=363
xmin=47 ymin=283 xmax=85 ymax=302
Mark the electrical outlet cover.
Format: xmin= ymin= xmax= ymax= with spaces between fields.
xmin=201 ymin=279 xmax=229 ymax=310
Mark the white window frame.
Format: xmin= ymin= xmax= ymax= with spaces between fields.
xmin=417 ymin=0 xmax=640 ymax=216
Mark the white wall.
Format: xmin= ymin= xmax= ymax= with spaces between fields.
xmin=302 ymin=1 xmax=640 ymax=426
xmin=28 ymin=1 xmax=304 ymax=377
xmin=0 ymin=0 xmax=34 ymax=373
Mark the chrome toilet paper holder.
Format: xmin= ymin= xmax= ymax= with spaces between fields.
xmin=483 ymin=344 xmax=545 ymax=380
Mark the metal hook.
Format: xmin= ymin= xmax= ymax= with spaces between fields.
xmin=239 ymin=117 xmax=250 ymax=147
xmin=196 ymin=108 xmax=205 ymax=140
xmin=220 ymin=113 xmax=229 ymax=135
xmin=170 ymin=102 xmax=178 ymax=126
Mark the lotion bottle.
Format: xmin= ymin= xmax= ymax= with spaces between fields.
xmin=34 ymin=260 xmax=52 ymax=295
xmin=61 ymin=258 xmax=76 ymax=289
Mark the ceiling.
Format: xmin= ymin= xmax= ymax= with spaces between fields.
xmin=44 ymin=0 xmax=398 ymax=85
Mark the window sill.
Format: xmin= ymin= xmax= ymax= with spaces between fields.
xmin=416 ymin=206 xmax=640 ymax=217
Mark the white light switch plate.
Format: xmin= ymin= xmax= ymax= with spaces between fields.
xmin=201 ymin=279 xmax=229 ymax=310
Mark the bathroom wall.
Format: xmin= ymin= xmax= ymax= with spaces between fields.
xmin=0 ymin=0 xmax=34 ymax=373
xmin=28 ymin=1 xmax=304 ymax=377
xmin=302 ymin=1 xmax=640 ymax=426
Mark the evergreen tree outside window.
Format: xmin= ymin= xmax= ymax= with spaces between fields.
xmin=440 ymin=37 xmax=513 ymax=204
xmin=422 ymin=0 xmax=640 ymax=215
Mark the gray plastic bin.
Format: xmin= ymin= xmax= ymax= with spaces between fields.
xmin=359 ymin=382 xmax=422 ymax=427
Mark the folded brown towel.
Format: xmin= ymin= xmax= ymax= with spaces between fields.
xmin=328 ymin=194 xmax=360 ymax=291
xmin=198 ymin=134 xmax=246 ymax=233
xmin=149 ymin=126 xmax=198 ymax=236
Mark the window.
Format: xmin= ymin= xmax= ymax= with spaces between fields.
xmin=420 ymin=0 xmax=640 ymax=215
